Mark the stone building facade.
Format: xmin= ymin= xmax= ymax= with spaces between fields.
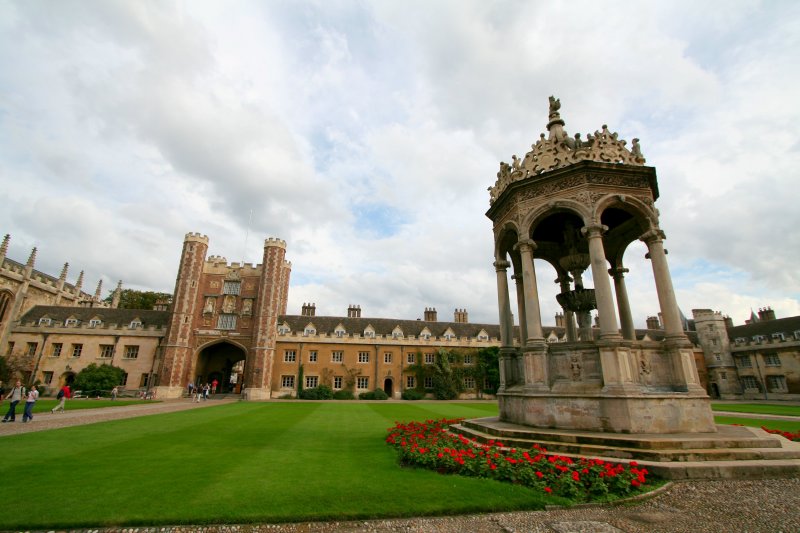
xmin=3 ymin=231 xmax=799 ymax=401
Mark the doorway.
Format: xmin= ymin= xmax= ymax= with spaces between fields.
xmin=383 ymin=377 xmax=393 ymax=398
xmin=195 ymin=342 xmax=246 ymax=394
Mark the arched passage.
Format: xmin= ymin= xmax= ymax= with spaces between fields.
xmin=195 ymin=341 xmax=247 ymax=394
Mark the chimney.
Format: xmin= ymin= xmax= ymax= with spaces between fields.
xmin=453 ymin=308 xmax=468 ymax=323
xmin=646 ymin=316 xmax=661 ymax=329
xmin=302 ymin=302 xmax=316 ymax=316
xmin=723 ymin=315 xmax=734 ymax=329
xmin=758 ymin=307 xmax=776 ymax=321
xmin=424 ymin=307 xmax=438 ymax=322
xmin=555 ymin=312 xmax=564 ymax=328
xmin=347 ymin=305 xmax=361 ymax=318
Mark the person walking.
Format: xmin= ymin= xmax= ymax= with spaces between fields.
xmin=203 ymin=383 xmax=210 ymax=400
xmin=187 ymin=381 xmax=194 ymax=399
xmin=22 ymin=384 xmax=39 ymax=422
xmin=111 ymin=386 xmax=118 ymax=400
xmin=211 ymin=378 xmax=218 ymax=394
xmin=51 ymin=384 xmax=71 ymax=413
xmin=2 ymin=380 xmax=25 ymax=422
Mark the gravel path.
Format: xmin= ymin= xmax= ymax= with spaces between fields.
xmin=1 ymin=401 xmax=798 ymax=532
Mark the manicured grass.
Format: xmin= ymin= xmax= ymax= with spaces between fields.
xmin=0 ymin=401 xmax=568 ymax=530
xmin=711 ymin=403 xmax=800 ymax=417
xmin=714 ymin=415 xmax=800 ymax=433
xmin=1 ymin=399 xmax=158 ymax=414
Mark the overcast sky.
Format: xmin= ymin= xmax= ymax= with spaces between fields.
xmin=1 ymin=1 xmax=799 ymax=328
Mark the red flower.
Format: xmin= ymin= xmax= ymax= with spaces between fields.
xmin=544 ymin=487 xmax=552 ymax=493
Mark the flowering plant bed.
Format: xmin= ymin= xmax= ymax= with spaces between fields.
xmin=386 ymin=418 xmax=651 ymax=502
xmin=762 ymin=427 xmax=800 ymax=441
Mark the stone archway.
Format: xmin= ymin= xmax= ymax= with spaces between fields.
xmin=60 ymin=371 xmax=76 ymax=387
xmin=195 ymin=341 xmax=247 ymax=394
xmin=383 ymin=377 xmax=393 ymax=398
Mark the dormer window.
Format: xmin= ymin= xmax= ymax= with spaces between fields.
xmin=443 ymin=328 xmax=455 ymax=341
xmin=65 ymin=318 xmax=78 ymax=327
xmin=277 ymin=323 xmax=291 ymax=335
xmin=129 ymin=320 xmax=143 ymax=329
xmin=735 ymin=337 xmax=746 ymax=345
xmin=753 ymin=335 xmax=766 ymax=344
xmin=795 ymin=330 xmax=800 ymax=340
xmin=392 ymin=326 xmax=403 ymax=339
xmin=89 ymin=318 xmax=102 ymax=328
xmin=772 ymin=333 xmax=785 ymax=341
xmin=363 ymin=326 xmax=375 ymax=338
xmin=477 ymin=329 xmax=489 ymax=341
xmin=334 ymin=325 xmax=347 ymax=338
xmin=419 ymin=327 xmax=432 ymax=340
xmin=304 ymin=323 xmax=316 ymax=336
xmin=38 ymin=317 xmax=52 ymax=326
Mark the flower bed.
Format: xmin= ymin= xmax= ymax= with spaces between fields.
xmin=762 ymin=427 xmax=800 ymax=441
xmin=386 ymin=418 xmax=650 ymax=502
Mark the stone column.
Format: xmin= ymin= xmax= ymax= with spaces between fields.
xmin=494 ymin=260 xmax=516 ymax=388
xmin=511 ymin=274 xmax=528 ymax=344
xmin=581 ymin=225 xmax=620 ymax=340
xmin=494 ymin=260 xmax=514 ymax=347
xmin=610 ymin=267 xmax=636 ymax=340
xmin=514 ymin=240 xmax=544 ymax=342
xmin=640 ymin=229 xmax=684 ymax=339
xmin=556 ymin=274 xmax=577 ymax=342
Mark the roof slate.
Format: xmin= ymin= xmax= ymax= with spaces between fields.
xmin=18 ymin=305 xmax=171 ymax=328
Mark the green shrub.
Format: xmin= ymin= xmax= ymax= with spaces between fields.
xmin=358 ymin=389 xmax=388 ymax=400
xmin=333 ymin=390 xmax=355 ymax=400
xmin=298 ymin=385 xmax=334 ymax=400
xmin=401 ymin=389 xmax=425 ymax=400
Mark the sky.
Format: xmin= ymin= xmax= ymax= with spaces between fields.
xmin=1 ymin=0 xmax=799 ymax=328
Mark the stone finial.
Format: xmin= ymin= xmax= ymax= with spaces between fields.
xmin=59 ymin=262 xmax=69 ymax=281
xmin=94 ymin=279 xmax=103 ymax=299
xmin=75 ymin=270 xmax=85 ymax=292
xmin=0 ymin=234 xmax=9 ymax=258
xmin=26 ymin=246 xmax=37 ymax=268
xmin=111 ymin=280 xmax=123 ymax=308
xmin=488 ymin=96 xmax=647 ymax=204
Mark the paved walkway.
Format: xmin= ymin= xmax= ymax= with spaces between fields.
xmin=0 ymin=400 xmax=798 ymax=532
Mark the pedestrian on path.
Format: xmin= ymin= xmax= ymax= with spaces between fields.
xmin=22 ymin=384 xmax=39 ymax=423
xmin=111 ymin=386 xmax=118 ymax=400
xmin=211 ymin=378 xmax=218 ymax=394
xmin=51 ymin=384 xmax=71 ymax=413
xmin=2 ymin=380 xmax=25 ymax=422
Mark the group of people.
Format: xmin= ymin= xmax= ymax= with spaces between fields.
xmin=187 ymin=378 xmax=219 ymax=402
xmin=1 ymin=380 xmax=43 ymax=423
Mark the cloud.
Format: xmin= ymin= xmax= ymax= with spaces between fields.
xmin=1 ymin=0 xmax=798 ymax=329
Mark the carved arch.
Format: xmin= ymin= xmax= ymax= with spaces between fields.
xmin=593 ymin=193 xmax=658 ymax=230
xmin=521 ymin=200 xmax=591 ymax=238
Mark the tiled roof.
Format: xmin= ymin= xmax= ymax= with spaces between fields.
xmin=278 ymin=315 xmax=505 ymax=338
xmin=728 ymin=316 xmax=800 ymax=339
xmin=18 ymin=305 xmax=171 ymax=328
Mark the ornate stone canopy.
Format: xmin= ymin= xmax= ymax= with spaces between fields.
xmin=488 ymin=96 xmax=646 ymax=204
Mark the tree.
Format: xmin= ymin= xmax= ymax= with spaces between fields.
xmin=0 ymin=352 xmax=35 ymax=385
xmin=431 ymin=349 xmax=463 ymax=400
xmin=73 ymin=363 xmax=125 ymax=396
xmin=472 ymin=346 xmax=500 ymax=396
xmin=105 ymin=289 xmax=172 ymax=310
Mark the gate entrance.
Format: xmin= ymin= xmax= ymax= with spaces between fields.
xmin=195 ymin=342 xmax=246 ymax=394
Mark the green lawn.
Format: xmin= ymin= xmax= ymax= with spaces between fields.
xmin=711 ymin=403 xmax=800 ymax=417
xmin=2 ymin=399 xmax=158 ymax=414
xmin=714 ymin=416 xmax=800 ymax=433
xmin=0 ymin=401 xmax=569 ymax=530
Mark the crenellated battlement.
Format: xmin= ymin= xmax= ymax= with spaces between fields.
xmin=184 ymin=232 xmax=209 ymax=244
xmin=264 ymin=237 xmax=287 ymax=249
